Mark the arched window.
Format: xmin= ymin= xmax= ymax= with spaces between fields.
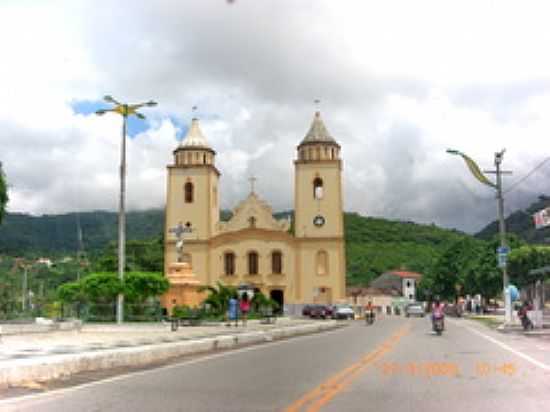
xmin=316 ymin=250 xmax=328 ymax=276
xmin=272 ymin=251 xmax=282 ymax=274
xmin=313 ymin=177 xmax=323 ymax=199
xmin=203 ymin=154 xmax=206 ymax=164
xmin=224 ymin=252 xmax=235 ymax=276
xmin=184 ymin=182 xmax=194 ymax=203
xmin=248 ymin=251 xmax=259 ymax=275
xmin=331 ymin=148 xmax=335 ymax=159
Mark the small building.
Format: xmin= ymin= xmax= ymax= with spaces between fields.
xmin=36 ymin=257 xmax=53 ymax=268
xmin=368 ymin=270 xmax=422 ymax=301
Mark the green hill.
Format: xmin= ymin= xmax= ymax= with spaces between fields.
xmin=0 ymin=210 xmax=165 ymax=256
xmin=344 ymin=213 xmax=468 ymax=285
xmin=0 ymin=209 xmax=470 ymax=286
xmin=476 ymin=195 xmax=550 ymax=244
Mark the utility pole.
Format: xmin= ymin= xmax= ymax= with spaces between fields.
xmin=447 ymin=148 xmax=513 ymax=324
xmin=22 ymin=264 xmax=28 ymax=312
xmin=485 ymin=149 xmax=513 ymax=323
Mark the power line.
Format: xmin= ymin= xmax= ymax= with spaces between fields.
xmin=504 ymin=156 xmax=550 ymax=195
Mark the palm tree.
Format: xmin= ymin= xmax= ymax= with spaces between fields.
xmin=198 ymin=282 xmax=237 ymax=315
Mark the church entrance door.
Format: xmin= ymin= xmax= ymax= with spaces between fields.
xmin=270 ymin=289 xmax=284 ymax=314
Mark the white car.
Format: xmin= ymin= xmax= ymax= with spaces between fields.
xmin=332 ymin=304 xmax=355 ymax=320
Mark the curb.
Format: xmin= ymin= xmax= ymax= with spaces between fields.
xmin=0 ymin=321 xmax=342 ymax=387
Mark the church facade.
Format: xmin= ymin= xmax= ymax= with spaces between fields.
xmin=162 ymin=112 xmax=345 ymax=311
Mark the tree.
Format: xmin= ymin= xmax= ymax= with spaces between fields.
xmin=198 ymin=282 xmax=237 ymax=314
xmin=81 ymin=272 xmax=122 ymax=303
xmin=0 ymin=164 xmax=8 ymax=225
xmin=57 ymin=281 xmax=87 ymax=304
xmin=123 ymin=272 xmax=169 ymax=304
xmin=508 ymin=245 xmax=550 ymax=287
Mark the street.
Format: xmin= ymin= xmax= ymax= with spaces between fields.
xmin=2 ymin=317 xmax=550 ymax=412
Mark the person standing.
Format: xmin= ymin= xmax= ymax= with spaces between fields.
xmin=240 ymin=293 xmax=251 ymax=327
xmin=227 ymin=293 xmax=239 ymax=327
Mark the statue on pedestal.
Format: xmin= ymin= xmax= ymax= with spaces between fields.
xmin=168 ymin=221 xmax=192 ymax=262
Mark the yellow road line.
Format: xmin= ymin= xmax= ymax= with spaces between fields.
xmin=283 ymin=323 xmax=410 ymax=412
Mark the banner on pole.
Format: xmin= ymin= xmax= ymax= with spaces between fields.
xmin=458 ymin=153 xmax=497 ymax=188
xmin=533 ymin=208 xmax=550 ymax=229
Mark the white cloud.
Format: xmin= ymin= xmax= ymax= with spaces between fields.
xmin=2 ymin=0 xmax=550 ymax=234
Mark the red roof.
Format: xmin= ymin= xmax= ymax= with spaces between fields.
xmin=387 ymin=270 xmax=422 ymax=280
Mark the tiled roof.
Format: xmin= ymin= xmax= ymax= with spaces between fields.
xmin=386 ymin=270 xmax=423 ymax=280
xmin=178 ymin=118 xmax=211 ymax=149
xmin=300 ymin=111 xmax=337 ymax=145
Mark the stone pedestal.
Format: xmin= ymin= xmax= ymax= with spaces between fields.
xmin=161 ymin=262 xmax=206 ymax=315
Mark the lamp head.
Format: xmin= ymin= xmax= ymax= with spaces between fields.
xmin=446 ymin=149 xmax=460 ymax=155
xmin=103 ymin=95 xmax=116 ymax=103
xmin=95 ymin=109 xmax=107 ymax=116
xmin=145 ymin=100 xmax=158 ymax=107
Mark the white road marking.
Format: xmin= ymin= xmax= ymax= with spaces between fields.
xmin=459 ymin=321 xmax=550 ymax=372
xmin=0 ymin=325 xmax=347 ymax=407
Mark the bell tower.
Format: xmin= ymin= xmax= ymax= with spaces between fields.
xmin=294 ymin=111 xmax=345 ymax=303
xmin=294 ymin=111 xmax=344 ymax=238
xmin=165 ymin=118 xmax=220 ymax=277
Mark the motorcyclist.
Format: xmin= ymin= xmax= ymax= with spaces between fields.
xmin=518 ymin=300 xmax=533 ymax=330
xmin=432 ymin=297 xmax=445 ymax=331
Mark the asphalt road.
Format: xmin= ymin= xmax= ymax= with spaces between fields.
xmin=2 ymin=317 xmax=550 ymax=412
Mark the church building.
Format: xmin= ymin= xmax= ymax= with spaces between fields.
xmin=162 ymin=112 xmax=345 ymax=312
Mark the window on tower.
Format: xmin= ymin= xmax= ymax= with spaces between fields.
xmin=184 ymin=182 xmax=194 ymax=203
xmin=313 ymin=177 xmax=323 ymax=199
xmin=224 ymin=252 xmax=235 ymax=276
xmin=248 ymin=251 xmax=259 ymax=275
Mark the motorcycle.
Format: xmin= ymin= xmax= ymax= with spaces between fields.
xmin=518 ymin=303 xmax=534 ymax=331
xmin=520 ymin=312 xmax=534 ymax=331
xmin=432 ymin=314 xmax=444 ymax=335
xmin=365 ymin=310 xmax=375 ymax=325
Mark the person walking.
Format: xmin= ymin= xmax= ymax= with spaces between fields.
xmin=240 ymin=293 xmax=251 ymax=327
xmin=227 ymin=293 xmax=239 ymax=327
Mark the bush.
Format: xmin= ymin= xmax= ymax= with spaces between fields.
xmin=172 ymin=305 xmax=196 ymax=319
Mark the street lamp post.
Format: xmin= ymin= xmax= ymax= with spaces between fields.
xmin=447 ymin=148 xmax=513 ymax=323
xmin=96 ymin=95 xmax=157 ymax=324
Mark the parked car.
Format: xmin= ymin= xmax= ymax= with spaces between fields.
xmin=302 ymin=304 xmax=314 ymax=317
xmin=310 ymin=304 xmax=333 ymax=319
xmin=331 ymin=304 xmax=355 ymax=320
xmin=405 ymin=302 xmax=425 ymax=317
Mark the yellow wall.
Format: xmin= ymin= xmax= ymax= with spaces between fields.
xmin=294 ymin=160 xmax=344 ymax=238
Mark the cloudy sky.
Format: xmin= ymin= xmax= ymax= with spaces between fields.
xmin=2 ymin=0 xmax=550 ymax=233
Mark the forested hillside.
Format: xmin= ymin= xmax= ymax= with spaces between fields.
xmin=476 ymin=195 xmax=550 ymax=244
xmin=344 ymin=213 xmax=467 ymax=285
xmin=0 ymin=209 xmax=470 ymax=286
xmin=0 ymin=210 xmax=164 ymax=256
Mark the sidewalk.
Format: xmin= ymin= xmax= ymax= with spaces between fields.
xmin=463 ymin=313 xmax=550 ymax=336
xmin=0 ymin=318 xmax=342 ymax=388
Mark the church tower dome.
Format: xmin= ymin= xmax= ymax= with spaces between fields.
xmin=297 ymin=111 xmax=341 ymax=162
xmin=173 ymin=118 xmax=216 ymax=167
